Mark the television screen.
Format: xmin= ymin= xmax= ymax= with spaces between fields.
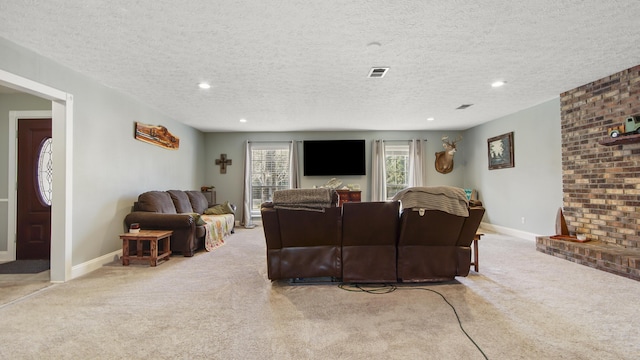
xmin=303 ymin=140 xmax=366 ymax=176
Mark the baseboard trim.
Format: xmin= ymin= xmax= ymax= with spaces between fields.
xmin=0 ymin=251 xmax=13 ymax=262
xmin=479 ymin=222 xmax=541 ymax=242
xmin=71 ymin=249 xmax=122 ymax=280
xmin=1 ymin=250 xmax=121 ymax=279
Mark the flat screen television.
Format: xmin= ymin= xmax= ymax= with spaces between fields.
xmin=303 ymin=140 xmax=366 ymax=176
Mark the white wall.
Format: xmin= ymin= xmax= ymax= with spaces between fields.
xmin=206 ymin=99 xmax=563 ymax=237
xmin=205 ymin=130 xmax=468 ymax=210
xmin=0 ymin=37 xmax=206 ymax=269
xmin=462 ymin=99 xmax=563 ymax=235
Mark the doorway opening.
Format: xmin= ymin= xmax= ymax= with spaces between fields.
xmin=1 ymin=69 xmax=73 ymax=282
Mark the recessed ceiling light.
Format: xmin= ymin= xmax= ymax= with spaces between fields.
xmin=239 ymin=118 xmax=247 ymax=123
xmin=427 ymin=117 xmax=435 ymax=121
xmin=198 ymin=82 xmax=211 ymax=89
xmin=491 ymin=81 xmax=506 ymax=88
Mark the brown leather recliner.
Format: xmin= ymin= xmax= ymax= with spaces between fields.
xmin=396 ymin=204 xmax=485 ymax=282
xmin=455 ymin=202 xmax=485 ymax=277
xmin=342 ymin=201 xmax=400 ymax=283
xmin=261 ymin=189 xmax=341 ymax=280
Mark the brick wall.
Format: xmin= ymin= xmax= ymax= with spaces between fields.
xmin=560 ymin=65 xmax=640 ymax=248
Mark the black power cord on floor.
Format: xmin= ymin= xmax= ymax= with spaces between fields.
xmin=338 ymin=283 xmax=489 ymax=360
xmin=338 ymin=283 xmax=397 ymax=294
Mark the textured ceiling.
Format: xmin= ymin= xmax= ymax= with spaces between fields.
xmin=1 ymin=1 xmax=640 ymax=132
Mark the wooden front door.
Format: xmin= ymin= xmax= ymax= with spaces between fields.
xmin=16 ymin=118 xmax=52 ymax=260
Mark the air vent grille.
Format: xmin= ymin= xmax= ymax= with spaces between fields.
xmin=456 ymin=104 xmax=473 ymax=110
xmin=368 ymin=67 xmax=389 ymax=78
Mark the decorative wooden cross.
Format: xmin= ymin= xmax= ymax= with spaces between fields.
xmin=215 ymin=154 xmax=232 ymax=174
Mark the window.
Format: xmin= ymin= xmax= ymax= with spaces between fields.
xmin=249 ymin=143 xmax=291 ymax=215
xmin=36 ymin=137 xmax=53 ymax=206
xmin=385 ymin=143 xmax=409 ymax=200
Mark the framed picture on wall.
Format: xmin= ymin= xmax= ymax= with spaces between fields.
xmin=487 ymin=132 xmax=514 ymax=170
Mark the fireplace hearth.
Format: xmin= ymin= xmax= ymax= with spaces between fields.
xmin=536 ymin=236 xmax=640 ymax=281
xmin=539 ymin=64 xmax=640 ymax=280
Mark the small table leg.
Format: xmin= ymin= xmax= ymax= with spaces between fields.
xmin=471 ymin=233 xmax=483 ymax=272
xmin=473 ymin=238 xmax=479 ymax=272
xmin=122 ymin=239 xmax=130 ymax=266
xmin=150 ymin=238 xmax=158 ymax=267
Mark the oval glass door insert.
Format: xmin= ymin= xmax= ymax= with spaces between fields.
xmin=37 ymin=137 xmax=53 ymax=206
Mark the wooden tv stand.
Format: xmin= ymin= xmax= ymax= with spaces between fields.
xmin=336 ymin=190 xmax=361 ymax=207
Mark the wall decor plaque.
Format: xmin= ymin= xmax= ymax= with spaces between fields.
xmin=135 ymin=122 xmax=179 ymax=150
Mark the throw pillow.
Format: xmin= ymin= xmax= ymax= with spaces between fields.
xmin=222 ymin=201 xmax=235 ymax=214
xmin=184 ymin=212 xmax=206 ymax=225
xmin=204 ymin=205 xmax=225 ymax=215
xmin=204 ymin=201 xmax=235 ymax=215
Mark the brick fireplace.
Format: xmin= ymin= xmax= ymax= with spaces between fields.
xmin=536 ymin=64 xmax=640 ymax=280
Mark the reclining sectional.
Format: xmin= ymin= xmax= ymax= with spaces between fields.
xmin=261 ymin=186 xmax=484 ymax=283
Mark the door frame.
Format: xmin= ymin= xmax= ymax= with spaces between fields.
xmin=8 ymin=111 xmax=52 ymax=262
xmin=1 ymin=69 xmax=74 ymax=282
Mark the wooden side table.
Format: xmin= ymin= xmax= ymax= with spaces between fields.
xmin=470 ymin=233 xmax=483 ymax=272
xmin=202 ymin=190 xmax=216 ymax=207
xmin=120 ymin=230 xmax=172 ymax=267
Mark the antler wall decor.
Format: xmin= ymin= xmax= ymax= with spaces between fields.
xmin=434 ymin=135 xmax=462 ymax=174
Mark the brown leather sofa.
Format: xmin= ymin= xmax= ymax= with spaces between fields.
xmin=261 ymin=187 xmax=485 ymax=283
xmin=124 ymin=190 xmax=211 ymax=256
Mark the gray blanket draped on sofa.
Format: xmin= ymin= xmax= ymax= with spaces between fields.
xmin=272 ymin=188 xmax=335 ymax=212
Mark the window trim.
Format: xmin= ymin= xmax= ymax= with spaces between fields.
xmin=384 ymin=142 xmax=410 ymax=200
xmin=248 ymin=142 xmax=291 ymax=216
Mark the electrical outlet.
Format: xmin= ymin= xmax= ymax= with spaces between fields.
xmin=521 ymin=217 xmax=526 ymax=224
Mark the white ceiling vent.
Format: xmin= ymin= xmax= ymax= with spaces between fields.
xmin=456 ymin=104 xmax=474 ymax=110
xmin=368 ymin=67 xmax=389 ymax=78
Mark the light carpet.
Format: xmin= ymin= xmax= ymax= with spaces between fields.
xmin=0 ymin=270 xmax=52 ymax=306
xmin=1 ymin=227 xmax=639 ymax=359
